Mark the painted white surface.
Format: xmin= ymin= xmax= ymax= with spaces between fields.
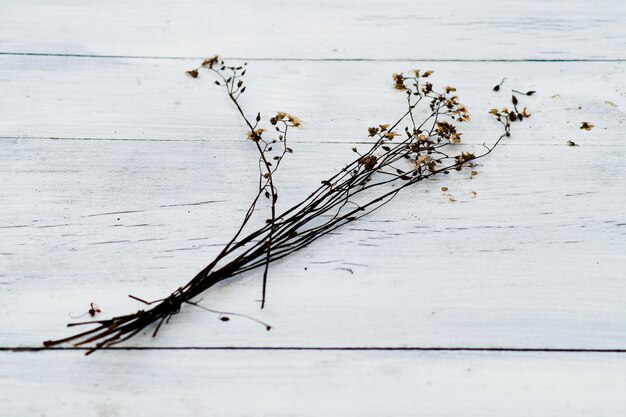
xmin=1 ymin=0 xmax=625 ymax=59
xmin=1 ymin=0 xmax=625 ymax=415
xmin=1 ymin=138 xmax=625 ymax=348
xmin=3 ymin=350 xmax=626 ymax=417
xmin=0 ymin=57 xmax=624 ymax=144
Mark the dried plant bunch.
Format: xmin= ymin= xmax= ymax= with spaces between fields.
xmin=44 ymin=56 xmax=529 ymax=354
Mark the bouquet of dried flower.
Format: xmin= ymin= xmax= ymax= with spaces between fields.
xmin=44 ymin=56 xmax=528 ymax=353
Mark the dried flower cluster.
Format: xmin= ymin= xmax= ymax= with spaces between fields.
xmin=44 ymin=57 xmax=528 ymax=354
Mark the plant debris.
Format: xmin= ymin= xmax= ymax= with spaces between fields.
xmin=70 ymin=303 xmax=101 ymax=319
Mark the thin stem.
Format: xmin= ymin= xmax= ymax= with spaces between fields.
xmin=43 ymin=59 xmax=526 ymax=353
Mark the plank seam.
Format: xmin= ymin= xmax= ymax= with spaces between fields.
xmin=0 ymin=137 xmax=622 ymax=147
xmin=4 ymin=347 xmax=626 ymax=353
xmin=1 ymin=52 xmax=625 ymax=62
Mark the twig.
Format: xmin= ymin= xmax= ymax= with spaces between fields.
xmin=43 ymin=58 xmax=531 ymax=354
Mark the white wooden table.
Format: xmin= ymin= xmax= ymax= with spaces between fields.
xmin=1 ymin=1 xmax=625 ymax=415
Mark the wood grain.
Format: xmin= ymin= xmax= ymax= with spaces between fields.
xmin=3 ymin=350 xmax=626 ymax=416
xmin=1 ymin=0 xmax=625 ymax=60
xmin=1 ymin=1 xmax=625 ymax=415
xmin=1 ymin=130 xmax=624 ymax=348
xmin=1 ymin=56 xmax=624 ymax=144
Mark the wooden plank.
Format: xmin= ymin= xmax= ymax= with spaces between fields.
xmin=2 ymin=350 xmax=626 ymax=416
xmin=1 ymin=0 xmax=625 ymax=60
xmin=0 ymin=56 xmax=624 ymax=144
xmin=1 ymin=134 xmax=624 ymax=348
xmin=2 ymin=2 xmax=624 ymax=416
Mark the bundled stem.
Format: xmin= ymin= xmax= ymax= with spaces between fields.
xmin=44 ymin=58 xmax=528 ymax=354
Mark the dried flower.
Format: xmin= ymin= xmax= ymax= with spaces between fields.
xmin=392 ymin=73 xmax=406 ymax=90
xmin=359 ymin=154 xmax=378 ymax=170
xmin=202 ymin=55 xmax=220 ymax=69
xmin=454 ymin=152 xmax=476 ymax=170
xmin=271 ymin=112 xmax=302 ymax=127
xmin=436 ymin=121 xmax=462 ymax=144
xmin=247 ymin=128 xmax=265 ymax=141
xmin=414 ymin=155 xmax=438 ymax=173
